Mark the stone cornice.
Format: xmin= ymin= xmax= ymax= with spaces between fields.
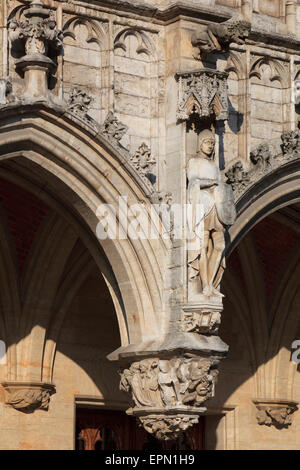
xmin=69 ymin=0 xmax=233 ymax=24
xmin=248 ymin=28 xmax=300 ymax=52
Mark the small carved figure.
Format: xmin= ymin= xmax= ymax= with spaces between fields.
xmin=158 ymin=360 xmax=180 ymax=406
xmin=187 ymin=129 xmax=236 ymax=298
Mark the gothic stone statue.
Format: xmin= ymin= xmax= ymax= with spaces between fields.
xmin=187 ymin=129 xmax=236 ymax=298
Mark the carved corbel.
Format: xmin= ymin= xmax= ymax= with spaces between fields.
xmin=176 ymin=69 xmax=229 ymax=122
xmin=181 ymin=303 xmax=222 ymax=335
xmin=119 ymin=354 xmax=220 ymax=440
xmin=2 ymin=382 xmax=55 ymax=413
xmin=254 ymin=399 xmax=298 ymax=428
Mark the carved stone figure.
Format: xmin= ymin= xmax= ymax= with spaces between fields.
xmin=119 ymin=355 xmax=219 ymax=439
xmin=256 ymin=403 xmax=297 ymax=428
xmin=140 ymin=414 xmax=199 ymax=441
xmin=187 ymin=129 xmax=236 ymax=298
xmin=157 ymin=359 xmax=180 ymax=406
xmin=192 ymin=21 xmax=250 ymax=60
xmin=4 ymin=383 xmax=55 ymax=413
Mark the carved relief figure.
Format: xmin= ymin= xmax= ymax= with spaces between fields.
xmin=157 ymin=360 xmax=180 ymax=406
xmin=187 ymin=129 xmax=236 ymax=298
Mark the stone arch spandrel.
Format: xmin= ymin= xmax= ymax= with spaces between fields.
xmin=228 ymin=164 xmax=300 ymax=254
xmin=0 ymin=106 xmax=168 ymax=349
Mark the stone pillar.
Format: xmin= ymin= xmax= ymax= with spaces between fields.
xmin=286 ymin=1 xmax=296 ymax=36
xmin=241 ymin=0 xmax=253 ymax=22
xmin=8 ymin=0 xmax=63 ymax=100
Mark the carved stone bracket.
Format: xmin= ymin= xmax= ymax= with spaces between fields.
xmin=119 ymin=354 xmax=219 ymax=440
xmin=254 ymin=399 xmax=298 ymax=428
xmin=181 ymin=302 xmax=223 ymax=335
xmin=2 ymin=381 xmax=56 ymax=413
xmin=176 ymin=69 xmax=229 ymax=122
xmin=225 ymin=131 xmax=300 ymax=201
xmin=192 ymin=20 xmax=250 ymax=60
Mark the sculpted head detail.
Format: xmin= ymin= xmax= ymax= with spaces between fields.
xmin=197 ymin=129 xmax=215 ymax=159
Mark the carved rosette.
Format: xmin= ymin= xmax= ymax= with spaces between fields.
xmin=176 ymin=70 xmax=229 ymax=122
xmin=254 ymin=400 xmax=298 ymax=428
xmin=119 ymin=355 xmax=219 ymax=440
xmin=2 ymin=382 xmax=55 ymax=413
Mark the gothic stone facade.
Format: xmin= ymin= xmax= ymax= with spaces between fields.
xmin=0 ymin=0 xmax=300 ymax=450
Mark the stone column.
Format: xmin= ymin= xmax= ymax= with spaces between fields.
xmin=286 ymin=1 xmax=296 ymax=36
xmin=241 ymin=0 xmax=253 ymax=22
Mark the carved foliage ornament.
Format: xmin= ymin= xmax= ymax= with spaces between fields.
xmin=0 ymin=78 xmax=14 ymax=105
xmin=139 ymin=414 xmax=199 ymax=441
xmin=176 ymin=70 xmax=229 ymax=122
xmin=100 ymin=111 xmax=128 ymax=146
xmin=67 ymin=87 xmax=93 ymax=118
xmin=119 ymin=355 xmax=218 ymax=439
xmin=225 ymin=131 xmax=300 ymax=200
xmin=129 ymin=143 xmax=156 ymax=188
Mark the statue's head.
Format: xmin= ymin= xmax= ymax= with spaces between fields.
xmin=198 ymin=129 xmax=215 ymax=159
